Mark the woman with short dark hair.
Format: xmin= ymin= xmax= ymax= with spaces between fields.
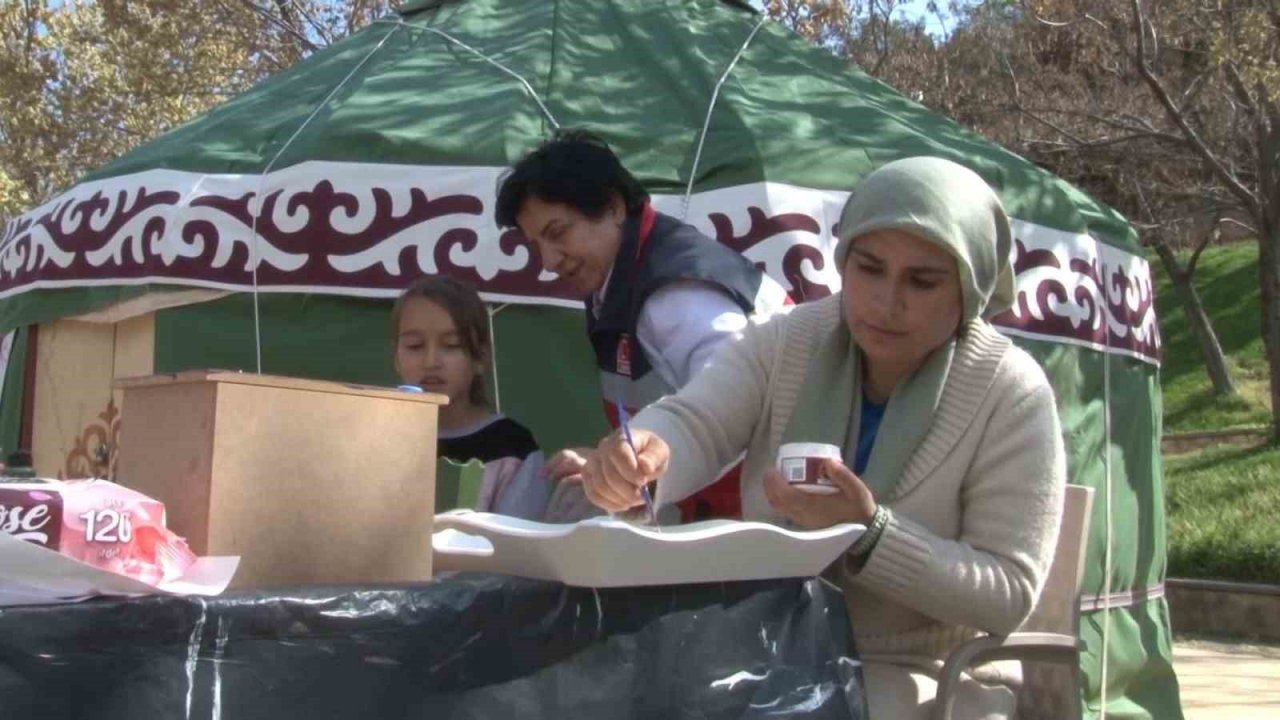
xmin=495 ymin=129 xmax=649 ymax=236
xmin=496 ymin=130 xmax=789 ymax=522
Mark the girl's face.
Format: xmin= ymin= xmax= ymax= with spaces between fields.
xmin=842 ymin=229 xmax=963 ymax=371
xmin=394 ymin=296 xmax=484 ymax=405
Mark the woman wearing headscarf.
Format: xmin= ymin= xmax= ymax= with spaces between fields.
xmin=582 ymin=157 xmax=1067 ymax=719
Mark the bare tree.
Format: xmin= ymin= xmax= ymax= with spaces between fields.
xmin=930 ymin=0 xmax=1249 ymax=402
xmin=1134 ymin=183 xmax=1238 ymax=398
xmin=1124 ymin=0 xmax=1278 ymax=435
xmin=0 ymin=1 xmax=391 ymax=223
xmin=765 ymin=0 xmax=945 ymax=96
xmin=766 ymin=0 xmax=1248 ymax=402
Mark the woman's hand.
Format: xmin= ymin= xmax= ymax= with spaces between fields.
xmin=544 ymin=478 xmax=606 ymax=523
xmin=764 ymin=458 xmax=877 ymax=529
xmin=543 ymin=447 xmax=597 ymax=483
xmin=581 ymin=429 xmax=670 ymax=512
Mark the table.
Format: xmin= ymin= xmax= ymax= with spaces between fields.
xmin=0 ymin=573 xmax=865 ymax=719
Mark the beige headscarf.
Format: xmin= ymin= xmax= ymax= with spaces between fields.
xmin=834 ymin=156 xmax=1015 ymax=322
xmin=781 ymin=157 xmax=1015 ymax=499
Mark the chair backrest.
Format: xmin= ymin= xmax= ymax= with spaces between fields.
xmin=1016 ymin=484 xmax=1095 ymax=720
xmin=1022 ymin=484 xmax=1095 ymax=635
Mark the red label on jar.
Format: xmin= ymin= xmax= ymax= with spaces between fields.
xmin=781 ymin=457 xmax=833 ymax=486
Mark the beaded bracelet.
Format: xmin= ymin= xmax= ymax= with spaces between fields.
xmin=848 ymin=505 xmax=890 ymax=561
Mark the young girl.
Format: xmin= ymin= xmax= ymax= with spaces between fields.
xmin=392 ymin=276 xmax=549 ymax=520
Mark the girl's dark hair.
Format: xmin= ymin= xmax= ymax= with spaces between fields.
xmin=494 ymin=129 xmax=649 ymax=229
xmin=392 ymin=276 xmax=490 ymax=406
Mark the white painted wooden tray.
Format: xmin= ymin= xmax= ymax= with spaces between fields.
xmin=431 ymin=511 xmax=865 ymax=588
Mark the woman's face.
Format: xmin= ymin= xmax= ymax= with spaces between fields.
xmin=394 ymin=296 xmax=483 ymax=404
xmin=517 ymin=195 xmax=625 ymax=296
xmin=842 ymin=229 xmax=963 ymax=371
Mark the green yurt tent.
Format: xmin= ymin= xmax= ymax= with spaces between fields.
xmin=0 ymin=1 xmax=1179 ymax=717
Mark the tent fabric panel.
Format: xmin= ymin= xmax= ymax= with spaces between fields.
xmin=0 ymin=287 xmax=155 ymax=340
xmin=65 ymin=0 xmax=1136 ymax=251
xmin=152 ymin=293 xmax=608 ymax=455
xmin=1080 ymin=598 xmax=1183 ymax=720
xmin=1019 ymin=336 xmax=1172 ymax=720
xmin=83 ymin=23 xmax=404 ymax=179
xmin=270 ymin=5 xmax=559 ymax=170
xmin=1018 ymin=337 xmax=1167 ymax=596
xmin=488 ymin=303 xmax=611 ymax=451
xmin=83 ymin=3 xmax=557 ymax=180
xmin=153 ymin=292 xmax=399 ymax=386
xmin=0 ymin=327 xmax=30 ymax=461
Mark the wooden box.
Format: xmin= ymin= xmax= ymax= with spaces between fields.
xmin=114 ymin=371 xmax=446 ymax=589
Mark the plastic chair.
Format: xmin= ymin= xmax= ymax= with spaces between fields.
xmin=932 ymin=484 xmax=1096 ymax=720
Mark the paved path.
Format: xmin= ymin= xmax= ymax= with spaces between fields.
xmin=1174 ymin=637 xmax=1280 ymax=719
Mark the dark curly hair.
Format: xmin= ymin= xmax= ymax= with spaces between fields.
xmin=495 ymin=129 xmax=649 ymax=229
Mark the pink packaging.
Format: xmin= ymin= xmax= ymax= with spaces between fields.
xmin=0 ymin=479 xmax=196 ymax=586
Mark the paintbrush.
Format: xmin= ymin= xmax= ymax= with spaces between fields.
xmin=615 ymin=396 xmax=660 ymax=530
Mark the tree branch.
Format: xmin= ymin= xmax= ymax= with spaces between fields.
xmin=1186 ymin=214 xmax=1221 ymax=277
xmin=348 ymin=0 xmax=368 ymax=33
xmin=1014 ymin=104 xmax=1086 ymax=145
xmin=1220 ymin=216 xmax=1259 ymax=236
xmin=930 ymin=1 xmax=951 ymax=40
xmin=1016 ymin=105 xmax=1186 ymax=144
xmin=1130 ymin=0 xmax=1261 ymax=217
xmin=1023 ymin=4 xmax=1109 ymax=32
xmin=1178 ymin=68 xmax=1213 ymax=113
xmin=1026 ymin=132 xmax=1171 ymax=152
xmin=288 ymin=0 xmax=336 ymax=47
xmin=1224 ymin=62 xmax=1258 ymax=117
xmin=1130 ymin=180 xmax=1168 ymax=252
xmin=1162 ymin=188 xmax=1251 ymax=206
xmin=1030 ymin=13 xmax=1072 ymax=27
xmin=106 ymin=122 xmax=149 ymax=140
xmin=868 ymin=0 xmax=892 ymax=77
xmin=237 ymin=0 xmax=319 ymax=53
xmin=1083 ymin=14 xmax=1110 ymax=32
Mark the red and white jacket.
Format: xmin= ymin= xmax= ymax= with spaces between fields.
xmin=586 ymin=203 xmax=790 ymax=521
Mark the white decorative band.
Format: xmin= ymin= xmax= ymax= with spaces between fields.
xmin=1080 ymin=582 xmax=1167 ymax=612
xmin=1 ymin=163 xmax=1160 ymax=364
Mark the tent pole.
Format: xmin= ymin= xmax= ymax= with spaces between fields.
xmin=1100 ymin=256 xmax=1115 ymax=719
xmin=487 ymin=304 xmax=508 ymax=414
xmin=247 ymin=23 xmax=404 ymax=374
xmin=377 ymin=18 xmax=560 ymax=130
xmin=681 ymin=13 xmax=769 ymax=220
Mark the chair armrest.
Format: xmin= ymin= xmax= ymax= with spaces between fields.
xmin=932 ymin=633 xmax=1082 ymax=720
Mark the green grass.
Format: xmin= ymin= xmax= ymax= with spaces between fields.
xmin=1155 ymin=243 xmax=1278 ymax=583
xmin=1154 ymin=243 xmax=1271 ymax=432
xmin=1165 ymin=444 xmax=1280 ymax=583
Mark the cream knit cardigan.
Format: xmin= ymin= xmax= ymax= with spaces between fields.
xmin=633 ymin=294 xmax=1066 ymax=692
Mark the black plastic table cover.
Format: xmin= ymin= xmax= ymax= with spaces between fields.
xmin=0 ymin=573 xmax=865 ymax=719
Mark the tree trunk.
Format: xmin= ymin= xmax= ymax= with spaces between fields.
xmin=1260 ymin=101 xmax=1280 ymax=445
xmin=1152 ymin=242 xmax=1237 ymax=397
xmin=1261 ymin=220 xmax=1280 ymax=445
